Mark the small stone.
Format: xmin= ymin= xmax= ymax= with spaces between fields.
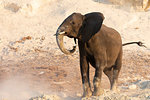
xmin=128 ymin=84 xmax=137 ymax=90
xmin=39 ymin=71 xmax=45 ymax=75
xmin=76 ymin=93 xmax=82 ymax=97
xmin=62 ymin=93 xmax=67 ymax=98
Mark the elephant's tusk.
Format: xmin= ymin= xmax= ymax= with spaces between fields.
xmin=54 ymin=32 xmax=65 ymax=36
xmin=56 ymin=29 xmax=66 ymax=36
xmin=56 ymin=32 xmax=76 ymax=55
xmin=58 ymin=31 xmax=65 ymax=35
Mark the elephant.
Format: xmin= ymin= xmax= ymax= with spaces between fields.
xmin=55 ymin=12 xmax=146 ymax=97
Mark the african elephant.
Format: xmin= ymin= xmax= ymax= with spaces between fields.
xmin=55 ymin=12 xmax=145 ymax=97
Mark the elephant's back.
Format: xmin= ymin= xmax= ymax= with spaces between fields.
xmin=100 ymin=24 xmax=122 ymax=45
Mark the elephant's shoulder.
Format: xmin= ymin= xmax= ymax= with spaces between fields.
xmin=100 ymin=24 xmax=121 ymax=40
xmin=101 ymin=24 xmax=112 ymax=30
xmin=101 ymin=24 xmax=119 ymax=34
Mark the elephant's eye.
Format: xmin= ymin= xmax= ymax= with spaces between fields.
xmin=71 ymin=21 xmax=75 ymax=25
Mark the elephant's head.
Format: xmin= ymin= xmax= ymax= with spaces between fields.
xmin=56 ymin=12 xmax=105 ymax=54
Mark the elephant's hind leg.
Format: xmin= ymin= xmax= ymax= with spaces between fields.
xmin=103 ymin=67 xmax=113 ymax=89
xmin=112 ymin=50 xmax=122 ymax=91
xmin=104 ymin=65 xmax=121 ymax=91
xmin=104 ymin=50 xmax=122 ymax=91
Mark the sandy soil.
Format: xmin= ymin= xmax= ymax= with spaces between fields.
xmin=0 ymin=0 xmax=150 ymax=100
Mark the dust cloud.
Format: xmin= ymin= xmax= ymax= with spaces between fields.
xmin=0 ymin=77 xmax=39 ymax=100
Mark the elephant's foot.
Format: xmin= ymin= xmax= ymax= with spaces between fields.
xmin=111 ymin=82 xmax=120 ymax=93
xmin=82 ymin=89 xmax=92 ymax=97
xmin=93 ymin=80 xmax=104 ymax=96
xmin=111 ymin=86 xmax=120 ymax=93
xmin=92 ymin=88 xmax=104 ymax=96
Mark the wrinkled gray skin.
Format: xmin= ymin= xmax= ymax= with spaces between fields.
xmin=56 ymin=12 xmax=122 ymax=97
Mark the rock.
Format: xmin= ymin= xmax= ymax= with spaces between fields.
xmin=4 ymin=3 xmax=21 ymax=12
xmin=76 ymin=93 xmax=82 ymax=97
xmin=29 ymin=94 xmax=61 ymax=100
xmin=104 ymin=95 xmax=130 ymax=100
xmin=128 ymin=84 xmax=137 ymax=90
xmin=138 ymin=80 xmax=150 ymax=89
xmin=19 ymin=0 xmax=54 ymax=16
xmin=136 ymin=91 xmax=150 ymax=100
xmin=143 ymin=0 xmax=150 ymax=11
xmin=95 ymin=0 xmax=146 ymax=11
xmin=39 ymin=71 xmax=45 ymax=75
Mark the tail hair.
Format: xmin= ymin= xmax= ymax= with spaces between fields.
xmin=122 ymin=41 xmax=147 ymax=48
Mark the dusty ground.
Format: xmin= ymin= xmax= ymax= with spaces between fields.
xmin=0 ymin=0 xmax=150 ymax=100
xmin=0 ymin=48 xmax=150 ymax=100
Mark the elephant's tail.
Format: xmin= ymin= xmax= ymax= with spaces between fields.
xmin=122 ymin=41 xmax=147 ymax=48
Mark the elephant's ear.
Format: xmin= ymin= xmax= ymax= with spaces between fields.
xmin=79 ymin=12 xmax=105 ymax=42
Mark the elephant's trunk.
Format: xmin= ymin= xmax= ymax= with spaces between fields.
xmin=56 ymin=29 xmax=77 ymax=55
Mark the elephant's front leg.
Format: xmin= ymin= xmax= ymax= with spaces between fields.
xmin=80 ymin=56 xmax=92 ymax=97
xmin=93 ymin=59 xmax=106 ymax=96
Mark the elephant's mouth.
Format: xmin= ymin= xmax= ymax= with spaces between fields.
xmin=63 ymin=32 xmax=75 ymax=38
xmin=56 ymin=31 xmax=77 ymax=55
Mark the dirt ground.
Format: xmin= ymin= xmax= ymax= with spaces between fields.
xmin=0 ymin=48 xmax=150 ymax=100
